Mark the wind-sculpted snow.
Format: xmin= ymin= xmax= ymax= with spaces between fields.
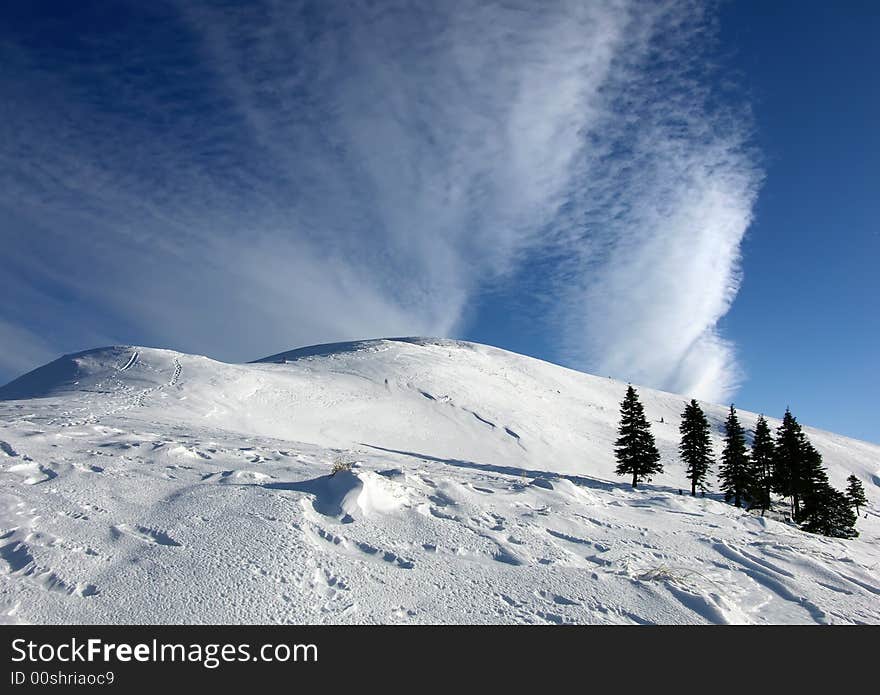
xmin=0 ymin=339 xmax=877 ymax=624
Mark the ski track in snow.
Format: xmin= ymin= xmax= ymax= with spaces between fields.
xmin=118 ymin=351 xmax=139 ymax=372
xmin=0 ymin=339 xmax=878 ymax=624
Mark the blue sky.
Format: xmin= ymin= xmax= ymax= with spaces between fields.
xmin=718 ymin=1 xmax=879 ymax=443
xmin=0 ymin=1 xmax=876 ymax=442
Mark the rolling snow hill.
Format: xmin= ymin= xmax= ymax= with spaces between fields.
xmin=0 ymin=338 xmax=878 ymax=624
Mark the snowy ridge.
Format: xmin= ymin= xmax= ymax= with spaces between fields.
xmin=0 ymin=338 xmax=878 ymax=624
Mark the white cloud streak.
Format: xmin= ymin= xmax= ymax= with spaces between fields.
xmin=0 ymin=0 xmax=760 ymax=400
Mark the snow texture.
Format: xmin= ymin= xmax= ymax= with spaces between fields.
xmin=0 ymin=338 xmax=877 ymax=624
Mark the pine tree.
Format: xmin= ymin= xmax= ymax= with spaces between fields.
xmin=846 ymin=474 xmax=867 ymax=517
xmin=614 ymin=385 xmax=662 ymax=489
xmin=772 ymin=409 xmax=806 ymax=519
xmin=678 ymin=399 xmax=713 ymax=496
xmin=775 ymin=421 xmax=848 ymax=534
xmin=799 ymin=440 xmax=829 ymax=520
xmin=719 ymin=405 xmax=751 ymax=508
xmin=772 ymin=409 xmax=833 ymax=522
xmin=748 ymin=415 xmax=774 ymax=516
xmin=800 ymin=484 xmax=858 ymax=539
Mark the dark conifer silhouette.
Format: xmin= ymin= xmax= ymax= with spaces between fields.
xmin=769 ymin=416 xmax=856 ymax=538
xmin=799 ymin=440 xmax=830 ymax=516
xmin=719 ymin=405 xmax=751 ymax=508
xmin=846 ymin=474 xmax=867 ymax=517
xmin=614 ymin=385 xmax=662 ymax=489
xmin=773 ymin=409 xmax=839 ymax=522
xmin=800 ymin=484 xmax=858 ymax=539
xmin=772 ymin=409 xmax=807 ymax=519
xmin=748 ymin=415 xmax=774 ymax=516
xmin=679 ymin=399 xmax=713 ymax=496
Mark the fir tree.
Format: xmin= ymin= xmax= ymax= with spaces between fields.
xmin=772 ymin=409 xmax=806 ymax=519
xmin=748 ymin=415 xmax=774 ymax=516
xmin=772 ymin=410 xmax=832 ymax=522
xmin=614 ymin=385 xmax=662 ymax=489
xmin=799 ymin=440 xmax=829 ymax=519
xmin=678 ymin=399 xmax=713 ymax=496
xmin=846 ymin=474 xmax=867 ymax=517
xmin=800 ymin=484 xmax=858 ymax=539
xmin=791 ymin=428 xmax=857 ymax=539
xmin=719 ymin=405 xmax=751 ymax=508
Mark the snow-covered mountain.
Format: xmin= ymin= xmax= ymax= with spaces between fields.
xmin=1 ymin=338 xmax=878 ymax=624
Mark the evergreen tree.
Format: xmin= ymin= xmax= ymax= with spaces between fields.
xmin=800 ymin=484 xmax=858 ymax=539
xmin=772 ymin=410 xmax=833 ymax=522
xmin=614 ymin=385 xmax=662 ymax=489
xmin=846 ymin=474 xmax=867 ymax=517
xmin=793 ymin=432 xmax=857 ymax=539
xmin=719 ymin=405 xmax=751 ymax=508
xmin=799 ymin=440 xmax=829 ymax=519
xmin=772 ymin=409 xmax=806 ymax=519
xmin=678 ymin=399 xmax=713 ymax=496
xmin=748 ymin=415 xmax=774 ymax=516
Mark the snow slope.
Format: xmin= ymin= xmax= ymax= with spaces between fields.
xmin=0 ymin=338 xmax=878 ymax=624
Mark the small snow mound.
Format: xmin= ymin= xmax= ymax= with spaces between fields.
xmin=5 ymin=462 xmax=57 ymax=485
xmin=354 ymin=471 xmax=416 ymax=516
xmin=225 ymin=470 xmax=273 ymax=483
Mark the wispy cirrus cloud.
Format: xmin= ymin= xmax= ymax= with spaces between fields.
xmin=0 ymin=0 xmax=760 ymax=401
xmin=550 ymin=2 xmax=763 ymax=400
